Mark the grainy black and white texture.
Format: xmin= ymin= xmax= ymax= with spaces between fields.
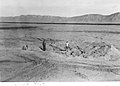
xmin=0 ymin=0 xmax=120 ymax=82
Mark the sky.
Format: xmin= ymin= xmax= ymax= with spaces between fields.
xmin=0 ymin=0 xmax=120 ymax=17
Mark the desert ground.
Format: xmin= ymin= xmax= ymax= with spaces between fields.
xmin=1 ymin=23 xmax=120 ymax=81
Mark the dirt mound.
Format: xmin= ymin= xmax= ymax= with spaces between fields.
xmin=82 ymin=42 xmax=111 ymax=58
xmin=48 ymin=40 xmax=120 ymax=61
xmin=20 ymin=37 xmax=120 ymax=61
xmin=105 ymin=45 xmax=120 ymax=61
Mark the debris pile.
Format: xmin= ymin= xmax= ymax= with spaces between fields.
xmin=49 ymin=40 xmax=112 ymax=59
xmin=21 ymin=37 xmax=120 ymax=61
xmin=81 ymin=42 xmax=111 ymax=58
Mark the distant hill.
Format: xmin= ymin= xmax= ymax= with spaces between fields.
xmin=0 ymin=12 xmax=120 ymax=23
xmin=0 ymin=15 xmax=66 ymax=23
xmin=68 ymin=12 xmax=120 ymax=22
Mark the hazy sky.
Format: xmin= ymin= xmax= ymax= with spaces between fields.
xmin=0 ymin=0 xmax=120 ymax=17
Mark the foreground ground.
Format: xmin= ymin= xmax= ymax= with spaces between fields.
xmin=1 ymin=24 xmax=120 ymax=81
xmin=1 ymin=37 xmax=120 ymax=82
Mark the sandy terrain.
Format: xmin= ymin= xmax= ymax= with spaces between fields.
xmin=1 ymin=24 xmax=120 ymax=82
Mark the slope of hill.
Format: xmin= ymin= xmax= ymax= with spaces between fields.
xmin=69 ymin=12 xmax=120 ymax=22
xmin=104 ymin=12 xmax=120 ymax=22
xmin=69 ymin=14 xmax=105 ymax=22
xmin=0 ymin=12 xmax=120 ymax=23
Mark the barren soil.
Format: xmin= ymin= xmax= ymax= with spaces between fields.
xmin=1 ymin=24 xmax=120 ymax=81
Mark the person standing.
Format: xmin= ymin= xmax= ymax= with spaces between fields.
xmin=65 ymin=41 xmax=70 ymax=51
xmin=42 ymin=39 xmax=46 ymax=51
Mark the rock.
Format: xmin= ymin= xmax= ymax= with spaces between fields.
xmin=106 ymin=45 xmax=120 ymax=61
xmin=70 ymin=49 xmax=81 ymax=57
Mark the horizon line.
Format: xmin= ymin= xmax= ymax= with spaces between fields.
xmin=0 ymin=12 xmax=120 ymax=18
xmin=0 ymin=22 xmax=120 ymax=25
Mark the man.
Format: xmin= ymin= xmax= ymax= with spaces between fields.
xmin=22 ymin=45 xmax=26 ymax=50
xmin=42 ymin=39 xmax=46 ymax=51
xmin=26 ymin=45 xmax=28 ymax=50
xmin=65 ymin=41 xmax=70 ymax=52
xmin=22 ymin=44 xmax=28 ymax=50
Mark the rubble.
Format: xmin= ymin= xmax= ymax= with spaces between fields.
xmin=48 ymin=40 xmax=113 ymax=60
xmin=22 ymin=37 xmax=120 ymax=61
xmin=81 ymin=42 xmax=111 ymax=58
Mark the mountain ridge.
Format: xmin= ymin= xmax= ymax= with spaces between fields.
xmin=0 ymin=12 xmax=120 ymax=23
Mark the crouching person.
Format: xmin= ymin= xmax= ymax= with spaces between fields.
xmin=22 ymin=44 xmax=28 ymax=50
